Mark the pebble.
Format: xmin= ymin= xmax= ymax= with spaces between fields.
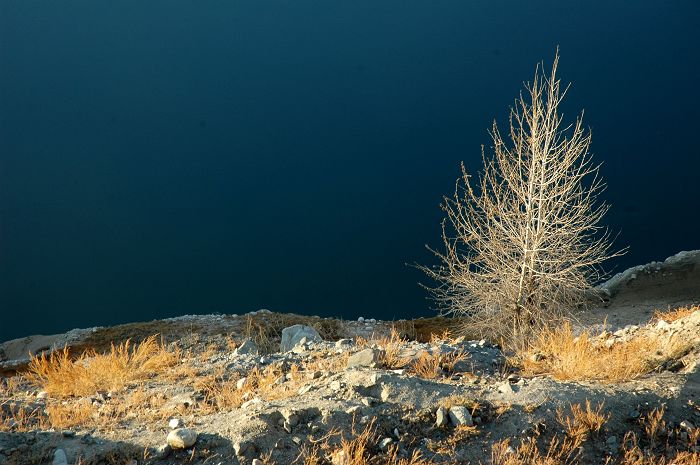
xmin=52 ymin=449 xmax=68 ymax=465
xmin=166 ymin=428 xmax=198 ymax=449
xmin=234 ymin=440 xmax=252 ymax=456
xmin=435 ymin=406 xmax=449 ymax=427
xmin=168 ymin=418 xmax=184 ymax=429
xmin=252 ymin=459 xmax=264 ymax=465
xmin=448 ymin=406 xmax=474 ymax=427
xmin=379 ymin=437 xmax=393 ymax=450
xmin=498 ymin=382 xmax=514 ymax=394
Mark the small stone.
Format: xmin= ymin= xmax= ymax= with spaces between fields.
xmin=379 ymin=437 xmax=393 ymax=450
xmin=153 ymin=444 xmax=172 ymax=459
xmin=237 ymin=377 xmax=248 ymax=390
xmin=281 ymin=409 xmax=300 ymax=426
xmin=336 ymin=339 xmax=354 ymax=348
xmin=435 ymin=406 xmax=449 ymax=427
xmin=347 ymin=348 xmax=381 ymax=368
xmin=234 ymin=440 xmax=252 ymax=456
xmin=357 ymin=317 xmax=365 ymax=322
xmin=307 ymin=370 xmax=323 ymax=380
xmin=448 ymin=406 xmax=474 ymax=427
xmin=37 ymin=391 xmax=48 ymax=399
xmin=498 ymin=382 xmax=514 ymax=394
xmin=234 ymin=338 xmax=259 ymax=356
xmin=283 ymin=420 xmax=293 ymax=433
xmin=166 ymin=428 xmax=198 ymax=449
xmin=168 ymin=418 xmax=184 ymax=429
xmin=52 ymin=449 xmax=68 ymax=465
xmin=252 ymin=459 xmax=264 ymax=465
xmin=330 ymin=380 xmax=342 ymax=391
xmin=629 ymin=409 xmax=641 ymax=420
xmin=680 ymin=420 xmax=696 ymax=432
xmin=529 ymin=353 xmax=545 ymax=362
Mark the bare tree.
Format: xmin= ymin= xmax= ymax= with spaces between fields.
xmin=421 ymin=52 xmax=623 ymax=348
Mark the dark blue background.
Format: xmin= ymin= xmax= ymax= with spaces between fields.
xmin=1 ymin=1 xmax=699 ymax=342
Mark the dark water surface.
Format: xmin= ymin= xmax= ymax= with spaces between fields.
xmin=1 ymin=1 xmax=699 ymax=342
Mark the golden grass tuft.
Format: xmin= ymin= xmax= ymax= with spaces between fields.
xmin=519 ymin=322 xmax=663 ymax=382
xmin=652 ymin=305 xmax=699 ymax=323
xmin=490 ymin=436 xmax=581 ymax=465
xmin=556 ymin=400 xmax=608 ymax=442
xmin=26 ymin=335 xmax=180 ymax=398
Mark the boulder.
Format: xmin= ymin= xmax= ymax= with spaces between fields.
xmin=280 ymin=325 xmax=322 ymax=352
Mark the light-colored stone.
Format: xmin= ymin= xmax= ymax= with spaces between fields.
xmin=52 ymin=449 xmax=68 ymax=465
xmin=448 ymin=406 xmax=474 ymax=427
xmin=168 ymin=418 xmax=184 ymax=429
xmin=379 ymin=437 xmax=393 ymax=450
xmin=347 ymin=348 xmax=381 ymax=368
xmin=234 ymin=440 xmax=252 ymax=456
xmin=252 ymin=460 xmax=264 ymax=465
xmin=498 ymin=382 xmax=514 ymax=394
xmin=166 ymin=428 xmax=198 ymax=449
xmin=280 ymin=325 xmax=322 ymax=352
xmin=234 ymin=338 xmax=259 ymax=356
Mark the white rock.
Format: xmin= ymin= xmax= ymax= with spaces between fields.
xmin=347 ymin=348 xmax=381 ymax=368
xmin=357 ymin=317 xmax=365 ymax=322
xmin=168 ymin=418 xmax=184 ymax=429
xmin=252 ymin=460 xmax=264 ymax=465
xmin=166 ymin=428 xmax=197 ymax=449
xmin=234 ymin=338 xmax=259 ymax=356
xmin=52 ymin=449 xmax=68 ymax=465
xmin=449 ymin=406 xmax=474 ymax=427
xmin=280 ymin=325 xmax=322 ymax=352
xmin=498 ymin=382 xmax=514 ymax=394
xmin=379 ymin=437 xmax=393 ymax=450
xmin=237 ymin=377 xmax=248 ymax=390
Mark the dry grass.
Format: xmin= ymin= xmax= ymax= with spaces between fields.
xmin=652 ymin=305 xmax=699 ymax=323
xmin=615 ymin=430 xmax=699 ymax=465
xmin=45 ymin=401 xmax=95 ymax=429
xmin=520 ymin=322 xmax=664 ymax=382
xmin=556 ymin=400 xmax=608 ymax=442
xmin=490 ymin=436 xmax=581 ymax=465
xmin=26 ymin=335 xmax=180 ymax=398
xmin=327 ymin=419 xmax=440 ymax=465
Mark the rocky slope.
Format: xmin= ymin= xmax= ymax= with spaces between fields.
xmin=0 ymin=252 xmax=699 ymax=465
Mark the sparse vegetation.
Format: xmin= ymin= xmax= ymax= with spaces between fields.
xmin=653 ymin=305 xmax=699 ymax=323
xmin=519 ymin=322 xmax=661 ymax=382
xmin=26 ymin=335 xmax=180 ymax=398
xmin=420 ymin=51 xmax=622 ymax=349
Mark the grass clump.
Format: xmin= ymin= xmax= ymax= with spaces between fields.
xmin=519 ymin=322 xmax=662 ymax=382
xmin=26 ymin=335 xmax=180 ymax=398
xmin=652 ymin=305 xmax=699 ymax=323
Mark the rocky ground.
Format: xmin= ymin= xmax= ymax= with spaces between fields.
xmin=0 ymin=251 xmax=699 ymax=465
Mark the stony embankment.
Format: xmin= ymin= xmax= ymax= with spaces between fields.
xmin=1 ymin=306 xmax=699 ymax=465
